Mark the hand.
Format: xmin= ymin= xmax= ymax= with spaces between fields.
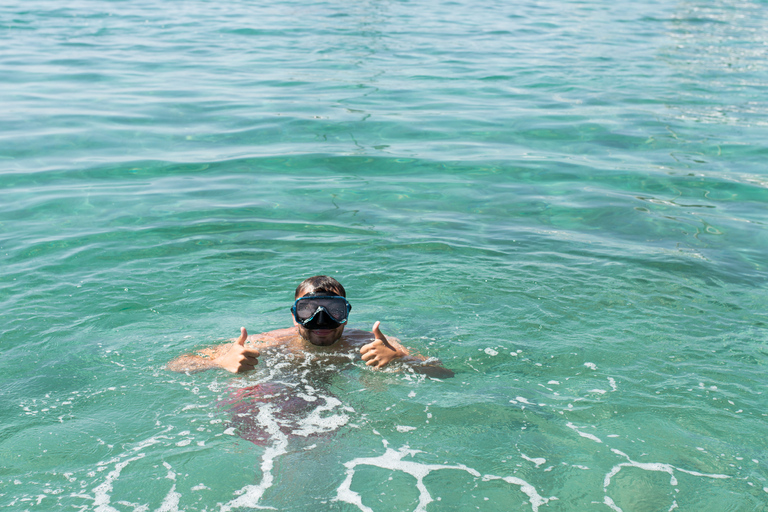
xmin=360 ymin=321 xmax=408 ymax=369
xmin=213 ymin=327 xmax=260 ymax=373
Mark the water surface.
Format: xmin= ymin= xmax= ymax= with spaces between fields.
xmin=1 ymin=0 xmax=767 ymax=510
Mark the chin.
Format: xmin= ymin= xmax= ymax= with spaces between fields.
xmin=300 ymin=326 xmax=343 ymax=346
xmin=309 ymin=338 xmax=338 ymax=347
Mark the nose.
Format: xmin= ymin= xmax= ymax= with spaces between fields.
xmin=315 ymin=309 xmax=330 ymax=323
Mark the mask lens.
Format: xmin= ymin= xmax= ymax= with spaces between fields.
xmin=294 ymin=296 xmax=350 ymax=323
xmin=296 ymin=300 xmax=318 ymax=321
xmin=324 ymin=300 xmax=348 ymax=320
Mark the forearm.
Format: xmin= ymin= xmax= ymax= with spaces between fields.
xmin=166 ymin=354 xmax=222 ymax=373
xmin=166 ymin=336 xmax=261 ymax=374
xmin=397 ymin=353 xmax=425 ymax=364
xmin=166 ymin=344 xmax=228 ymax=373
xmin=392 ymin=348 xmax=454 ymax=378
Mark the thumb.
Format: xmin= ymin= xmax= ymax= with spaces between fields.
xmin=236 ymin=327 xmax=247 ymax=346
xmin=372 ymin=321 xmax=386 ymax=341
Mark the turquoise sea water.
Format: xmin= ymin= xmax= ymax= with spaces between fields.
xmin=2 ymin=0 xmax=768 ymax=510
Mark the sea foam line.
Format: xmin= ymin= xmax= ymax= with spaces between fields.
xmin=219 ymin=360 xmax=351 ymax=511
xmin=220 ymin=402 xmax=287 ymax=512
xmin=602 ymin=447 xmax=729 ymax=512
xmin=564 ymin=421 xmax=732 ymax=512
xmin=336 ymin=442 xmax=555 ymax=512
xmin=84 ymin=427 xmax=177 ymax=512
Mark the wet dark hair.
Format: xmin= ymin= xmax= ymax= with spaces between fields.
xmin=294 ymin=275 xmax=346 ymax=299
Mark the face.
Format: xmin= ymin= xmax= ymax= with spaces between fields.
xmin=292 ymin=291 xmax=346 ymax=347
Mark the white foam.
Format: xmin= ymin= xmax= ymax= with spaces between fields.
xmin=156 ymin=464 xmax=181 ymax=512
xmin=336 ymin=445 xmax=478 ymax=512
xmin=521 ymin=454 xmax=546 ymax=467
xmin=155 ymin=485 xmax=180 ymax=512
xmin=584 ymin=362 xmax=597 ymax=370
xmin=675 ymin=468 xmax=728 ymax=479
xmin=336 ymin=444 xmax=554 ymax=512
xmin=483 ymin=475 xmax=555 ymax=511
xmin=484 ymin=348 xmax=499 ymax=356
xmin=291 ymin=396 xmax=349 ymax=437
xmin=162 ymin=462 xmax=176 ymax=481
xmin=131 ymin=434 xmax=166 ymax=452
xmin=602 ymin=448 xmax=729 ymax=511
xmin=92 ymin=454 xmax=145 ymax=512
xmin=566 ymin=423 xmax=602 ymax=444
xmin=220 ymin=402 xmax=287 ymax=512
xmin=396 ymin=425 xmax=417 ymax=433
xmin=604 ymin=495 xmax=622 ymax=512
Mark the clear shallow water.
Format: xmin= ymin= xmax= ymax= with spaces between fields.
xmin=1 ymin=0 xmax=767 ymax=510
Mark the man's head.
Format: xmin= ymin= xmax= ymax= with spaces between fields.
xmin=292 ymin=276 xmax=349 ymax=347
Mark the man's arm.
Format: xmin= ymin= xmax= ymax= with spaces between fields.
xmin=166 ymin=327 xmax=260 ymax=374
xmin=360 ymin=322 xmax=454 ymax=378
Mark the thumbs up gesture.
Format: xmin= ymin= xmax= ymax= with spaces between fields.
xmin=360 ymin=322 xmax=408 ymax=369
xmin=213 ymin=327 xmax=260 ymax=373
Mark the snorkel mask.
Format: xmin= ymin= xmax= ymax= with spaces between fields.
xmin=291 ymin=295 xmax=352 ymax=330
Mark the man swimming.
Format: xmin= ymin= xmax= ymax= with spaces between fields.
xmin=167 ymin=275 xmax=446 ymax=375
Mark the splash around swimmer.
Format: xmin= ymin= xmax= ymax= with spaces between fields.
xmin=167 ymin=275 xmax=452 ymax=377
